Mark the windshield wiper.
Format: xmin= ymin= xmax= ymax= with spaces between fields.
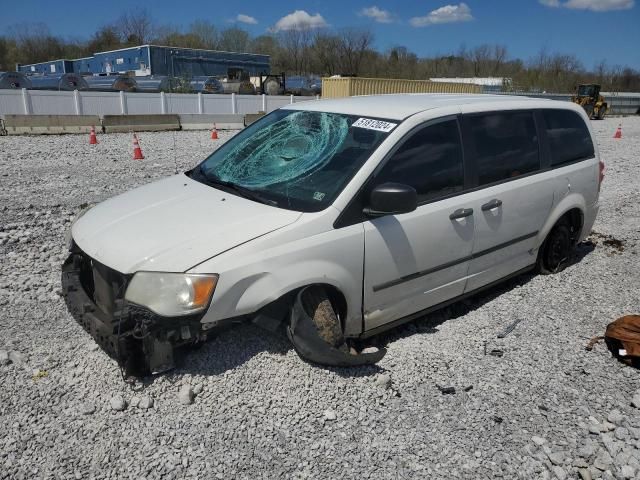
xmin=197 ymin=168 xmax=277 ymax=206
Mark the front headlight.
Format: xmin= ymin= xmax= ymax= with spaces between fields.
xmin=125 ymin=272 xmax=219 ymax=317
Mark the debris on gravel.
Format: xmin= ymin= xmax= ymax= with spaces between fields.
xmin=323 ymin=409 xmax=337 ymax=421
xmin=178 ymin=384 xmax=194 ymax=405
xmin=138 ymin=396 xmax=153 ymax=410
xmin=79 ymin=402 xmax=96 ymax=415
xmin=375 ymin=373 xmax=392 ymax=389
xmin=7 ymin=350 xmax=25 ymax=366
xmin=0 ymin=119 xmax=639 ymax=478
xmin=109 ymin=395 xmax=126 ymax=411
xmin=532 ymin=435 xmax=547 ymax=446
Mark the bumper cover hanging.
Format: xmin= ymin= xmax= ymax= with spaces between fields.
xmin=287 ymin=290 xmax=386 ymax=367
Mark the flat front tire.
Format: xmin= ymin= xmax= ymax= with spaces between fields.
xmin=300 ymin=286 xmax=345 ymax=349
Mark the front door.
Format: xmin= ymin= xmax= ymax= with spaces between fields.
xmin=362 ymin=117 xmax=475 ymax=331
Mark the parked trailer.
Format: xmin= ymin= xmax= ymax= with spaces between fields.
xmin=222 ymin=80 xmax=256 ymax=95
xmin=28 ymin=73 xmax=89 ymax=91
xmin=191 ymin=77 xmax=224 ymax=94
xmin=84 ymin=75 xmax=137 ymax=92
xmin=285 ymin=76 xmax=321 ymax=96
xmin=135 ymin=76 xmax=172 ymax=92
xmin=0 ymin=72 xmax=32 ymax=90
xmin=262 ymin=76 xmax=284 ymax=96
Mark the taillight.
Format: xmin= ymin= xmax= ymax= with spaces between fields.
xmin=598 ymin=159 xmax=605 ymax=192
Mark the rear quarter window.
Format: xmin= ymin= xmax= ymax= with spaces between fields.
xmin=542 ymin=109 xmax=595 ymax=166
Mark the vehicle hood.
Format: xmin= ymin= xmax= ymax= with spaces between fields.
xmin=72 ymin=174 xmax=302 ymax=274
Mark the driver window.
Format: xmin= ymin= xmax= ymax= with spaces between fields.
xmin=373 ymin=119 xmax=464 ymax=203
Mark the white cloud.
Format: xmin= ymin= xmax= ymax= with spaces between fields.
xmin=271 ymin=10 xmax=328 ymax=32
xmin=236 ymin=14 xmax=258 ymax=24
xmin=359 ymin=6 xmax=394 ymax=23
xmin=539 ymin=0 xmax=634 ymax=10
xmin=409 ymin=3 xmax=474 ymax=27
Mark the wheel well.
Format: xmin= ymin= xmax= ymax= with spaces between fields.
xmin=320 ymin=285 xmax=348 ymax=324
xmin=295 ymin=284 xmax=347 ymax=327
xmin=257 ymin=284 xmax=348 ymax=330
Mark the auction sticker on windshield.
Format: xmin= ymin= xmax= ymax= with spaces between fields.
xmin=352 ymin=118 xmax=397 ymax=132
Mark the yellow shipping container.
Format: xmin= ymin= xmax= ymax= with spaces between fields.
xmin=321 ymin=77 xmax=481 ymax=98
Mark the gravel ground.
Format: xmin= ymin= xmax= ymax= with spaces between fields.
xmin=1 ymin=118 xmax=639 ymax=480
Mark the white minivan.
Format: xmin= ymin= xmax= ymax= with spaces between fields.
xmin=62 ymin=94 xmax=603 ymax=374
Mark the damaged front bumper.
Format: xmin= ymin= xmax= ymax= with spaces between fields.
xmin=61 ymin=248 xmax=206 ymax=376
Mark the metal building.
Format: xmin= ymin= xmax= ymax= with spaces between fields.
xmin=18 ymin=59 xmax=75 ymax=75
xmin=18 ymin=45 xmax=270 ymax=78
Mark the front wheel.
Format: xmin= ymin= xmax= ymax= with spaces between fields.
xmin=597 ymin=105 xmax=607 ymax=120
xmin=537 ymin=220 xmax=574 ymax=274
xmin=300 ymin=286 xmax=346 ymax=349
xmin=584 ymin=104 xmax=594 ymax=119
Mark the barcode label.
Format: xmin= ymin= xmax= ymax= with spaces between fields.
xmin=352 ymin=118 xmax=397 ymax=132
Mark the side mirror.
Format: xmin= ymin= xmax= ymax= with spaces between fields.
xmin=364 ymin=182 xmax=418 ymax=217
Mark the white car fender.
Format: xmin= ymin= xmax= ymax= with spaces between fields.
xmin=536 ymin=192 xmax=588 ymax=248
xmin=191 ymin=218 xmax=366 ymax=336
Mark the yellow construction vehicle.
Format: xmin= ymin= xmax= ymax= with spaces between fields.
xmin=571 ymin=84 xmax=608 ymax=120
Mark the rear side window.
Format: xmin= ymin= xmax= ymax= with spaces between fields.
xmin=374 ymin=119 xmax=464 ymax=203
xmin=468 ymin=111 xmax=539 ymax=185
xmin=542 ymin=109 xmax=595 ymax=166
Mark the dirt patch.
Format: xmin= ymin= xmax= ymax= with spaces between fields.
xmin=588 ymin=231 xmax=625 ymax=254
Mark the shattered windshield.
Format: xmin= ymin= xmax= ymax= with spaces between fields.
xmin=191 ymin=109 xmax=395 ymax=212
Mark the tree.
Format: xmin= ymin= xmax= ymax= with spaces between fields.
xmin=218 ymin=27 xmax=250 ymax=52
xmin=310 ymin=32 xmax=341 ymax=76
xmin=118 ymin=8 xmax=154 ymax=45
xmin=0 ymin=37 xmax=12 ymax=70
xmin=386 ymin=46 xmax=418 ymax=78
xmin=469 ymin=44 xmax=491 ymax=76
xmin=278 ymin=27 xmax=313 ymax=74
xmin=189 ymin=20 xmax=218 ymax=50
xmin=336 ymin=28 xmax=374 ymax=76
xmin=7 ymin=22 xmax=66 ymax=65
xmin=491 ymin=45 xmax=508 ymax=76
xmin=85 ymin=25 xmax=122 ymax=55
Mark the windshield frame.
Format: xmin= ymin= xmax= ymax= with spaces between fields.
xmin=189 ymin=108 xmax=399 ymax=213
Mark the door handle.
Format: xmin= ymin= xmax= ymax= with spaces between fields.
xmin=481 ymin=199 xmax=503 ymax=211
xmin=449 ymin=208 xmax=474 ymax=220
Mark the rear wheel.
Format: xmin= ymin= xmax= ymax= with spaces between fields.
xmin=537 ymin=219 xmax=574 ymax=274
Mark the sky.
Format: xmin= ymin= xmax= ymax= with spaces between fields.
xmin=1 ymin=0 xmax=639 ymax=69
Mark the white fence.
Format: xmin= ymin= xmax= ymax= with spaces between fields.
xmin=0 ymin=89 xmax=317 ymax=116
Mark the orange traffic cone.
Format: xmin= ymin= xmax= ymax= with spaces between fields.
xmin=132 ymin=133 xmax=144 ymax=160
xmin=613 ymin=124 xmax=622 ymax=139
xmin=210 ymin=123 xmax=219 ymax=140
xmin=89 ymin=126 xmax=98 ymax=145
